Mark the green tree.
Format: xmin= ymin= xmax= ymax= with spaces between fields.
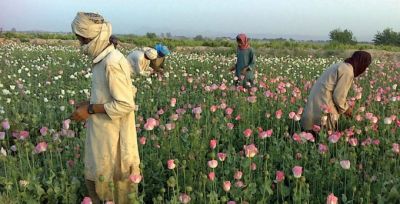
xmin=329 ymin=28 xmax=357 ymax=45
xmin=194 ymin=35 xmax=204 ymax=41
xmin=146 ymin=32 xmax=157 ymax=39
xmin=373 ymin=28 xmax=400 ymax=46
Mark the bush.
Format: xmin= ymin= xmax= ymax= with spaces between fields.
xmin=373 ymin=28 xmax=400 ymax=46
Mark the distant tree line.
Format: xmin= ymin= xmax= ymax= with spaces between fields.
xmin=2 ymin=29 xmax=400 ymax=53
xmin=329 ymin=28 xmax=400 ymax=46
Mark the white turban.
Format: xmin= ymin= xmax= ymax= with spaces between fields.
xmin=142 ymin=47 xmax=158 ymax=60
xmin=71 ymin=12 xmax=112 ymax=60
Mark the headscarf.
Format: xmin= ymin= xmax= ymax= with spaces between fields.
xmin=142 ymin=47 xmax=158 ymax=60
xmin=155 ymin=43 xmax=170 ymax=57
xmin=344 ymin=51 xmax=372 ymax=77
xmin=236 ymin=33 xmax=250 ymax=50
xmin=109 ymin=35 xmax=118 ymax=48
xmin=71 ymin=12 xmax=112 ymax=60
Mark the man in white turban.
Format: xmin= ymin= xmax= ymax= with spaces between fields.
xmin=126 ymin=47 xmax=158 ymax=76
xmin=70 ymin=12 xmax=141 ymax=204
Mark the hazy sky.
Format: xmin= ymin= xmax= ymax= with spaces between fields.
xmin=1 ymin=0 xmax=399 ymax=41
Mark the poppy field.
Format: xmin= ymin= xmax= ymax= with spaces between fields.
xmin=0 ymin=42 xmax=399 ymax=203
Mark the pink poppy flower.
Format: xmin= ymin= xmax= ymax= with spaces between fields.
xmin=251 ymin=162 xmax=257 ymax=170
xmin=129 ymin=174 xmax=142 ymax=184
xmin=234 ymin=171 xmax=243 ymax=180
xmin=217 ymin=152 xmax=226 ymax=161
xmin=0 ymin=132 xmax=5 ymax=140
xmin=318 ymin=144 xmax=328 ymax=154
xmin=365 ymin=112 xmax=374 ymax=120
xmin=40 ymin=127 xmax=48 ymax=136
xmin=244 ymin=144 xmax=258 ymax=158
xmin=144 ymin=118 xmax=157 ymax=131
xmin=167 ymin=159 xmax=176 ymax=169
xmin=289 ymin=112 xmax=296 ymax=119
xmin=68 ymin=99 xmax=75 ymax=105
xmin=340 ymin=160 xmax=351 ymax=170
xmin=169 ymin=114 xmax=179 ymax=121
xmin=258 ymin=129 xmax=273 ymax=139
xmin=264 ymin=90 xmax=274 ymax=98
xmin=243 ymin=129 xmax=252 ymax=138
xmin=2 ymin=120 xmax=10 ymax=130
xmin=219 ymin=83 xmax=227 ymax=91
xmin=176 ymin=108 xmax=186 ymax=115
xmin=157 ymin=109 xmax=165 ymax=115
xmin=192 ymin=107 xmax=202 ymax=115
xmin=235 ymin=180 xmax=245 ymax=188
xmin=297 ymin=107 xmax=304 ymax=115
xmin=361 ymin=137 xmax=372 ymax=146
xmin=235 ymin=114 xmax=241 ymax=121
xmin=35 ymin=142 xmax=48 ymax=154
xmin=219 ymin=103 xmax=227 ymax=109
xmin=370 ymin=116 xmax=378 ymax=124
xmin=208 ymin=172 xmax=215 ymax=181
xmin=355 ymin=114 xmax=363 ymax=122
xmin=170 ymin=98 xmax=177 ymax=107
xmin=392 ymin=143 xmax=400 ymax=154
xmin=227 ymin=123 xmax=234 ymax=130
xmin=247 ymin=96 xmax=257 ymax=103
xmin=292 ymin=166 xmax=303 ymax=178
xmin=63 ymin=119 xmax=71 ymax=130
xmin=179 ymin=193 xmax=191 ymax=204
xmin=209 ymin=139 xmax=217 ymax=150
xmin=223 ymin=181 xmax=231 ymax=192
xmin=326 ymin=193 xmax=338 ymax=204
xmin=165 ymin=123 xmax=175 ymax=131
xmin=328 ymin=132 xmax=342 ymax=143
xmin=139 ymin=137 xmax=147 ymax=145
xmin=15 ymin=131 xmax=29 ymax=140
xmin=276 ymin=171 xmax=285 ymax=182
xmin=225 ymin=107 xmax=233 ymax=115
xmin=384 ymin=117 xmax=393 ymax=125
xmin=312 ymin=125 xmax=321 ymax=132
xmin=210 ymin=105 xmax=218 ymax=113
xmin=348 ymin=138 xmax=358 ymax=147
xmin=275 ymin=109 xmax=283 ymax=119
xmin=81 ymin=197 xmax=92 ymax=204
xmin=301 ymin=132 xmax=315 ymax=142
xmin=208 ymin=159 xmax=218 ymax=168
xmin=293 ymin=133 xmax=302 ymax=143
xmin=320 ymin=104 xmax=332 ymax=113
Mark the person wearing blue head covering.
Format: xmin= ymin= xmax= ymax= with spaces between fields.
xmin=150 ymin=43 xmax=171 ymax=75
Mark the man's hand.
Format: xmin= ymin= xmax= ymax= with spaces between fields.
xmin=344 ymin=106 xmax=353 ymax=118
xmin=70 ymin=104 xmax=90 ymax=121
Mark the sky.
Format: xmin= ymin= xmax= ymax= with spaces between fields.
xmin=0 ymin=0 xmax=399 ymax=41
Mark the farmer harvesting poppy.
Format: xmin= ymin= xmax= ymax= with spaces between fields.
xmin=301 ymin=51 xmax=372 ymax=132
xmin=150 ymin=43 xmax=171 ymax=75
xmin=70 ymin=12 xmax=140 ymax=203
xmin=127 ymin=47 xmax=158 ymax=76
xmin=230 ymin=33 xmax=256 ymax=88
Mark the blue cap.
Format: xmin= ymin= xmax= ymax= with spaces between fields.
xmin=155 ymin=43 xmax=170 ymax=56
